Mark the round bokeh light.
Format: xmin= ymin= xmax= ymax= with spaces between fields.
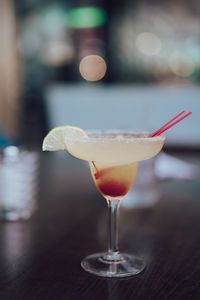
xmin=79 ymin=55 xmax=107 ymax=81
xmin=136 ymin=32 xmax=162 ymax=56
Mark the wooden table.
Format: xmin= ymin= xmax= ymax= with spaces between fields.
xmin=0 ymin=151 xmax=200 ymax=300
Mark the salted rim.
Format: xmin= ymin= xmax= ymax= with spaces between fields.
xmin=65 ymin=130 xmax=165 ymax=143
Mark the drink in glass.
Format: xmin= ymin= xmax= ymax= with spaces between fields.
xmin=43 ymin=127 xmax=165 ymax=277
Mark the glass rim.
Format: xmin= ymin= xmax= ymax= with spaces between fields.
xmin=65 ymin=129 xmax=165 ymax=143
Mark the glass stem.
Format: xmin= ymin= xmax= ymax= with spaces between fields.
xmin=105 ymin=199 xmax=121 ymax=261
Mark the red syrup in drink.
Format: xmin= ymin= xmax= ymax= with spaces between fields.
xmin=91 ymin=163 xmax=138 ymax=199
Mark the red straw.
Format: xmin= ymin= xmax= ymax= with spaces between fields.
xmin=149 ymin=110 xmax=185 ymax=137
xmin=149 ymin=111 xmax=192 ymax=137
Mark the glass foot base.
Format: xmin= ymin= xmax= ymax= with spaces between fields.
xmin=81 ymin=252 xmax=145 ymax=278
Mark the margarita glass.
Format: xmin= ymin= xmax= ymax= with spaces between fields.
xmin=43 ymin=110 xmax=191 ymax=277
xmin=65 ymin=131 xmax=165 ymax=277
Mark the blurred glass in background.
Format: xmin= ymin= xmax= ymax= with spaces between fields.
xmin=0 ymin=146 xmax=39 ymax=221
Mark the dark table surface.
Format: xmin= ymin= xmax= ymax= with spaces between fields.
xmin=0 ymin=151 xmax=200 ymax=300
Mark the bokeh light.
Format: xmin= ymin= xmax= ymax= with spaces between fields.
xmin=168 ymin=52 xmax=195 ymax=77
xmin=66 ymin=6 xmax=107 ymax=29
xmin=135 ymin=32 xmax=162 ymax=56
xmin=42 ymin=42 xmax=74 ymax=66
xmin=79 ymin=55 xmax=107 ymax=81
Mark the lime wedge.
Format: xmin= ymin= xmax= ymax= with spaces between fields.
xmin=42 ymin=125 xmax=87 ymax=151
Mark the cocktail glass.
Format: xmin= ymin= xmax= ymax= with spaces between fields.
xmin=66 ymin=131 xmax=165 ymax=278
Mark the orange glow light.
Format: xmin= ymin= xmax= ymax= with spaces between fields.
xmin=79 ymin=55 xmax=107 ymax=81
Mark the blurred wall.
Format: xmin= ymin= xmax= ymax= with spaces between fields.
xmin=46 ymin=84 xmax=199 ymax=147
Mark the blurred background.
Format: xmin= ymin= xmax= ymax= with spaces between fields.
xmin=1 ymin=3 xmax=200 ymax=294
xmin=0 ymin=1 xmax=200 ymax=286
xmin=0 ymin=0 xmax=199 ymax=148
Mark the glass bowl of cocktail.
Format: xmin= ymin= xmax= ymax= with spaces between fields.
xmin=42 ymin=111 xmax=192 ymax=278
